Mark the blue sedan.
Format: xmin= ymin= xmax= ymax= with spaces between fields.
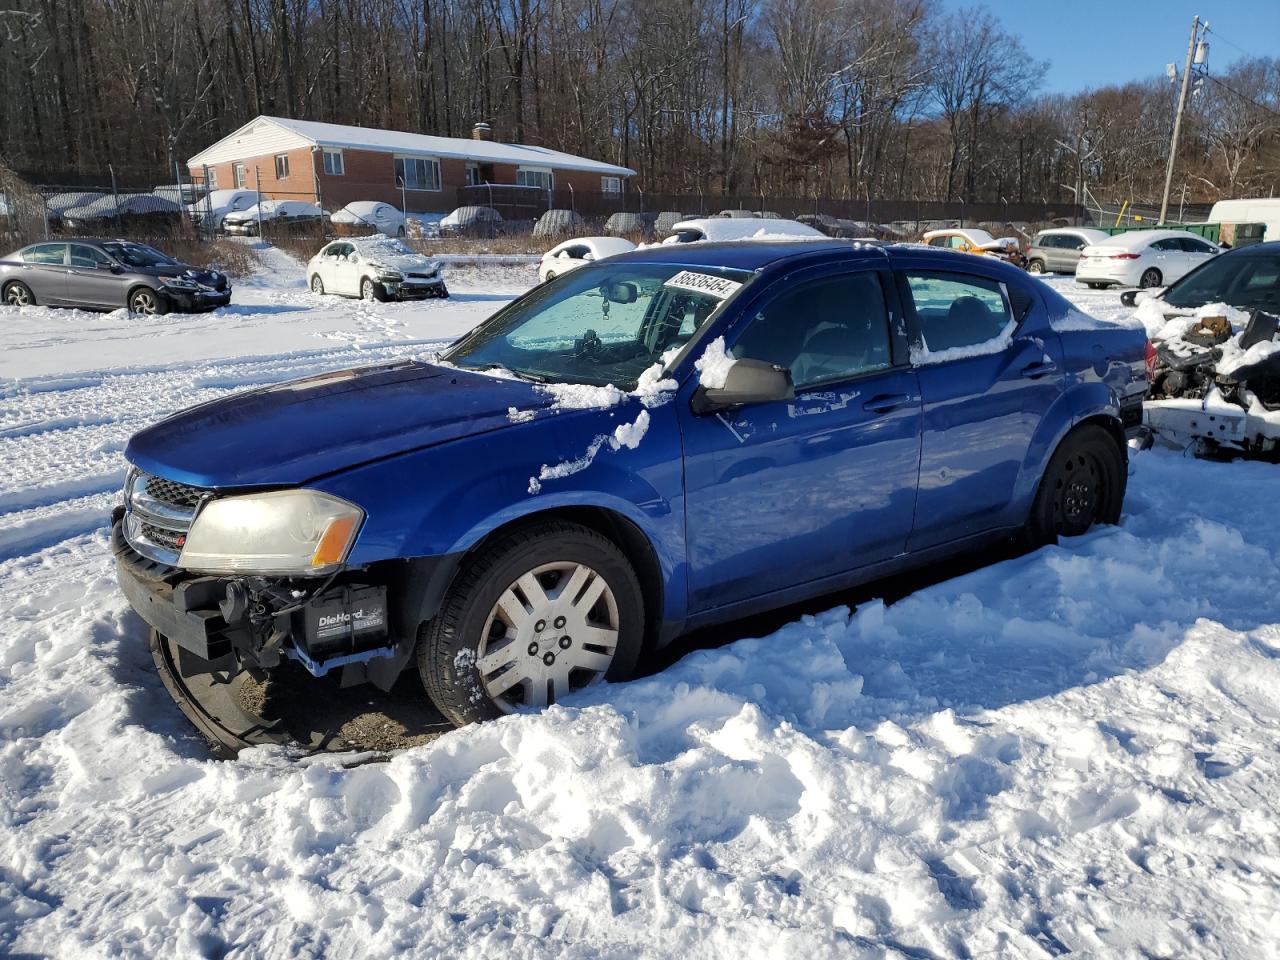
xmin=114 ymin=240 xmax=1148 ymax=753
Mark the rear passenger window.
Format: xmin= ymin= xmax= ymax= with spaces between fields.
xmin=903 ymin=272 xmax=1016 ymax=359
xmin=733 ymin=273 xmax=892 ymax=388
xmin=23 ymin=244 xmax=66 ymax=265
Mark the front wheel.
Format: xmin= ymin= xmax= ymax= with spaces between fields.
xmin=310 ymin=274 xmax=325 ymax=295
xmin=361 ymin=277 xmax=386 ymax=302
xmin=1027 ymin=424 xmax=1126 ymax=545
xmin=1139 ymin=267 xmax=1162 ymax=288
xmin=544 ymin=270 xmax=556 ymax=283
xmin=129 ymin=287 xmax=168 ymax=315
xmin=418 ymin=521 xmax=645 ymax=727
xmin=3 ymin=281 xmax=34 ymax=307
xmin=1027 ymin=259 xmax=1046 ymax=275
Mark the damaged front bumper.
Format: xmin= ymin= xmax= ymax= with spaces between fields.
xmin=1143 ymin=397 xmax=1280 ymax=454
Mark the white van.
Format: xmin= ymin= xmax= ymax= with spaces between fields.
xmin=1208 ymin=198 xmax=1280 ymax=243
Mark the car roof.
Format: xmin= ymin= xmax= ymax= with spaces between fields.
xmin=670 ymin=217 xmax=825 ymax=240
xmin=1036 ymin=227 xmax=1108 ymax=237
xmin=1221 ymin=240 xmax=1280 ymax=255
xmin=1095 ymin=229 xmax=1214 ymax=249
xmin=603 ymin=238 xmax=1013 ymax=274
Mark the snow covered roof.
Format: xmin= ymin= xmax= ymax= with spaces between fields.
xmin=189 ymin=116 xmax=635 ymax=178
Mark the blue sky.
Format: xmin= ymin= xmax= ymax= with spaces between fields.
xmin=944 ymin=1 xmax=1280 ymax=94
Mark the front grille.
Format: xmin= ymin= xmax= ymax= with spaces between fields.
xmin=144 ymin=474 xmax=204 ymax=509
xmin=122 ymin=469 xmax=210 ymax=566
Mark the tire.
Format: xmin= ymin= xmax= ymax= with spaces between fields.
xmin=361 ymin=277 xmax=386 ymax=302
xmin=544 ymin=270 xmax=556 ymax=283
xmin=1139 ymin=267 xmax=1162 ymax=288
xmin=128 ymin=287 xmax=168 ymax=315
xmin=1026 ymin=424 xmax=1126 ymax=546
xmin=418 ymin=521 xmax=645 ymax=727
xmin=1086 ymin=282 xmax=1108 ymax=290
xmin=3 ymin=281 xmax=35 ymax=307
xmin=437 ymin=284 xmax=450 ymax=299
xmin=397 ymin=227 xmax=406 ymax=238
xmin=1027 ymin=259 xmax=1046 ymax=274
xmin=310 ymin=274 xmax=325 ymax=295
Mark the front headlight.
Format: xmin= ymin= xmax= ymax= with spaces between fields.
xmin=178 ymin=490 xmax=363 ymax=576
xmin=159 ymin=275 xmax=199 ymax=290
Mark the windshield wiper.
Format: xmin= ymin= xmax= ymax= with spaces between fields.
xmin=456 ymin=361 xmax=546 ymax=383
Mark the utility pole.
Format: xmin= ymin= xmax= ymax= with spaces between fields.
xmin=1160 ymin=16 xmax=1205 ymax=224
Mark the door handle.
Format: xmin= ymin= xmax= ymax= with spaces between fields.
xmin=862 ymin=393 xmax=911 ymax=414
xmin=1020 ymin=361 xmax=1058 ymax=379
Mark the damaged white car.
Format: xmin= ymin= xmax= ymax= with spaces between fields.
xmin=1144 ymin=306 xmax=1280 ymax=457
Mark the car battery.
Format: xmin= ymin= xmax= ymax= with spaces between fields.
xmin=298 ymin=584 xmax=389 ymax=661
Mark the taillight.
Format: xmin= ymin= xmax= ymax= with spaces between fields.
xmin=1110 ymin=253 xmax=1140 ymax=260
xmin=1144 ymin=340 xmax=1157 ymax=380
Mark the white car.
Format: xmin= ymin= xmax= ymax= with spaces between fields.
xmin=189 ymin=189 xmax=258 ymax=231
xmin=330 ymin=201 xmax=407 ymax=238
xmin=659 ymin=217 xmax=824 ymax=244
xmin=223 ymin=199 xmax=324 ymax=236
xmin=538 ymin=236 xmax=636 ymax=283
xmin=1076 ymin=229 xmax=1222 ymax=289
xmin=307 ymin=236 xmax=447 ymax=301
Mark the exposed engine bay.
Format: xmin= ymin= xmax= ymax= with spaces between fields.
xmin=1145 ymin=307 xmax=1280 ymax=458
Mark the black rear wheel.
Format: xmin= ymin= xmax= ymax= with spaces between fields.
xmin=1027 ymin=424 xmax=1126 ymax=545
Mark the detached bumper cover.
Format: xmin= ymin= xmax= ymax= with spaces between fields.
xmin=1143 ymin=398 xmax=1280 ymax=448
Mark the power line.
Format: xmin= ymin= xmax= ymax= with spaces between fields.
xmin=1201 ymin=71 xmax=1280 ymax=121
xmin=1202 ymin=25 xmax=1262 ymax=62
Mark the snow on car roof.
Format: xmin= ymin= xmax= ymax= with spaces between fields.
xmin=336 ymin=200 xmax=394 ymax=217
xmin=922 ymin=227 xmax=998 ymax=245
xmin=231 ymin=199 xmax=321 ymax=218
xmin=553 ymin=236 xmax=636 ymax=256
xmin=669 ymin=218 xmax=825 ymax=241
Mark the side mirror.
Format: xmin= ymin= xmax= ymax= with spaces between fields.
xmin=691 ymin=358 xmax=795 ymax=414
xmin=1120 ymin=290 xmax=1139 ymax=307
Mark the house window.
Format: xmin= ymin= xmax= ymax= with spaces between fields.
xmin=323 ymin=150 xmax=344 ymax=176
xmin=233 ymin=163 xmax=247 ymax=188
xmin=465 ymin=163 xmax=481 ymax=186
xmin=205 ymin=168 xmax=218 ymax=190
xmin=601 ymin=176 xmax=622 ymax=194
xmin=394 ymin=156 xmax=442 ymax=191
xmin=516 ymin=167 xmax=553 ymax=191
xmin=275 ymin=154 xmax=290 ymax=179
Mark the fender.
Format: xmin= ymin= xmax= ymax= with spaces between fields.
xmin=1012 ymin=379 xmax=1124 ymax=511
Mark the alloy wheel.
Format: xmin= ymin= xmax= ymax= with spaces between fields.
xmin=311 ymin=275 xmax=324 ymax=294
xmin=1139 ymin=268 xmax=1161 ymax=288
xmin=1028 ymin=260 xmax=1045 ymax=274
xmin=361 ymin=279 xmax=376 ymax=301
xmin=475 ymin=561 xmax=620 ymax=711
xmin=130 ymin=290 xmax=159 ymax=314
xmin=4 ymin=284 xmax=31 ymax=307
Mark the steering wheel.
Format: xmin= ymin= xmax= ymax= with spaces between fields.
xmin=575 ymin=328 xmax=603 ymax=360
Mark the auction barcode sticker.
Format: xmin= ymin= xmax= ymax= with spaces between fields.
xmin=663 ymin=270 xmax=743 ymax=300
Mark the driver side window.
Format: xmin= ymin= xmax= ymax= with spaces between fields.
xmin=733 ymin=272 xmax=893 ymax=389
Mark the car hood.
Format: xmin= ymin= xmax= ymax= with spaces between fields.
xmin=125 ymin=361 xmax=551 ymax=488
xmin=366 ymin=253 xmax=440 ymax=272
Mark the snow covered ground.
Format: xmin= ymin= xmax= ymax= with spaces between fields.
xmin=2 ymin=256 xmax=1279 ymax=959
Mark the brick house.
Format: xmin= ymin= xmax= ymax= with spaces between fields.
xmin=186 ymin=116 xmax=635 ymax=215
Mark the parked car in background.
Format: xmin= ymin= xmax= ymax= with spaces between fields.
xmin=1025 ymin=227 xmax=1109 ymax=275
xmin=538 ymin=236 xmax=636 ymax=283
xmin=0 ymin=238 xmax=231 ymax=314
xmin=439 ymin=205 xmax=504 ymax=237
xmin=1076 ymin=230 xmax=1221 ymax=289
xmin=307 ymin=235 xmax=447 ymax=301
xmin=330 ymin=201 xmax=407 ymax=238
xmin=223 ymin=199 xmax=324 ymax=236
xmin=152 ymin=184 xmax=208 ymax=206
xmin=660 ymin=217 xmax=824 ymax=244
xmin=796 ymin=214 xmax=881 ymax=239
xmin=44 ymin=191 xmax=104 ymax=227
xmin=533 ymin=209 xmax=587 ymax=239
xmin=113 ymin=240 xmax=1145 ymax=755
xmin=921 ymin=228 xmax=1026 ymax=268
xmin=62 ymin=194 xmax=185 ymax=233
xmin=604 ymin=211 xmax=656 ymax=239
xmin=1120 ymin=240 xmax=1280 ymax=311
xmin=189 ymin=189 xmax=258 ymax=232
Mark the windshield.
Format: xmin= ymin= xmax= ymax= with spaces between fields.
xmin=102 ymin=242 xmax=177 ymax=267
xmin=445 ymin=261 xmax=752 ymax=388
xmin=1164 ymin=252 xmax=1280 ymax=310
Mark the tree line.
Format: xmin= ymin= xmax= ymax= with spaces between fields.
xmin=1 ymin=0 xmax=1277 ymax=207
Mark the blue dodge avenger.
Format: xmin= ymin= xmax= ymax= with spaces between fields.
xmin=113 ymin=239 xmax=1147 ymax=755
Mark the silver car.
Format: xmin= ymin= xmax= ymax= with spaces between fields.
xmin=0 ymin=239 xmax=231 ymax=314
xmin=1025 ymin=228 xmax=1110 ymax=275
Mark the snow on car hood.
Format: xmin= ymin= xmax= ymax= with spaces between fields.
xmin=124 ymin=361 xmax=552 ymax=487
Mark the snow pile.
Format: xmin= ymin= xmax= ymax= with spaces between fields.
xmin=694 ymin=336 xmax=735 ymax=388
